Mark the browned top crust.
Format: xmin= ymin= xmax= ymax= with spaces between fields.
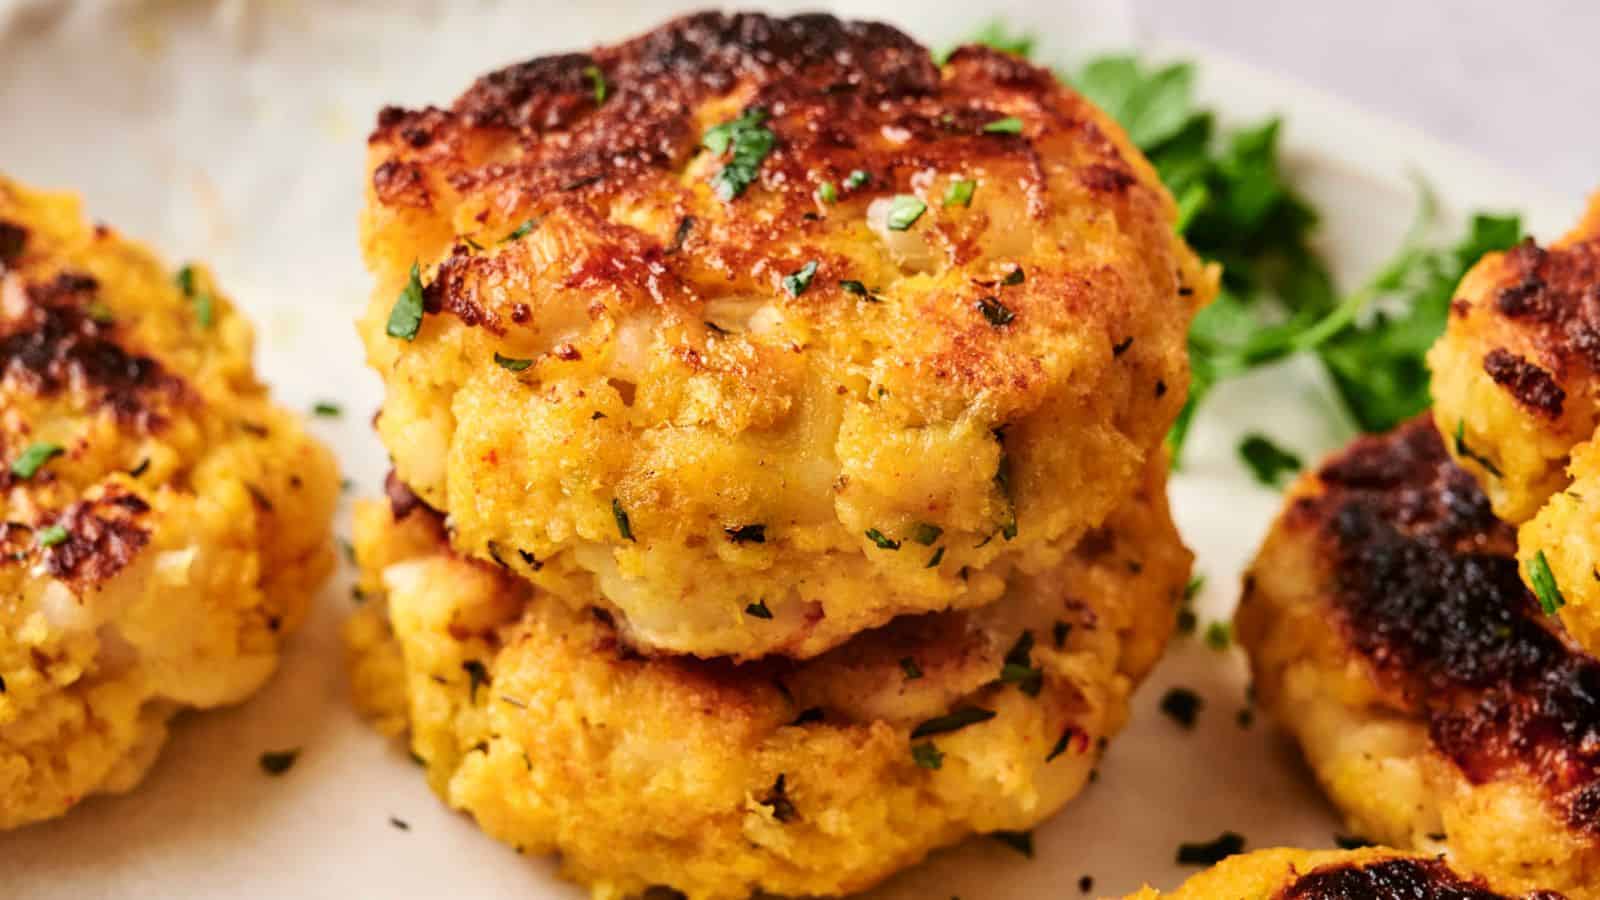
xmin=1485 ymin=235 xmax=1600 ymax=384
xmin=1284 ymin=417 xmax=1600 ymax=836
xmin=1279 ymin=857 xmax=1563 ymax=900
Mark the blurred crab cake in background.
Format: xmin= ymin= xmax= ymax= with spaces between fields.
xmin=357 ymin=11 xmax=1214 ymax=659
xmin=345 ymin=459 xmax=1188 ymax=900
xmin=0 ymin=177 xmax=340 ymax=829
xmin=1123 ymin=847 xmax=1568 ymax=899
xmin=1237 ymin=417 xmax=1600 ymax=898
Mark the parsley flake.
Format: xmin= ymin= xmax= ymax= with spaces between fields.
xmin=612 ymin=499 xmax=635 ymax=542
xmin=745 ymin=600 xmax=774 ymax=619
xmin=725 ymin=524 xmax=766 ymax=544
xmin=911 ymin=706 xmax=996 ymax=739
xmin=912 ymin=523 xmax=943 ymax=545
xmin=981 ymin=116 xmax=1024 ymax=135
xmin=818 ymin=181 xmax=837 ymax=203
xmin=865 ymin=528 xmax=900 ymax=550
xmin=462 ymin=660 xmax=490 ymax=702
xmin=311 ymin=401 xmax=342 ymax=418
xmin=1203 ymin=621 xmax=1232 ymax=651
xmin=1453 ymin=419 xmax=1504 ymax=477
xmin=1000 ymin=631 xmax=1043 ymax=696
xmin=760 ymin=773 xmax=797 ymax=822
xmin=259 ymin=749 xmax=300 ymax=776
xmin=1238 ymin=434 xmax=1302 ymax=487
xmin=783 ymin=260 xmax=819 ymax=297
xmin=36 ymin=524 xmax=68 ymax=548
xmin=494 ymin=353 xmax=533 ymax=372
xmin=1046 ymin=727 xmax=1077 ymax=762
xmin=11 ymin=442 xmax=62 ymax=480
xmin=583 ymin=64 xmax=607 ymax=104
xmin=912 ymin=741 xmax=944 ymax=769
xmin=944 ymin=179 xmax=975 ymax=207
xmin=703 ymin=108 xmax=776 ymax=200
xmin=977 ymin=296 xmax=1015 ymax=327
xmin=386 ymin=262 xmax=426 ymax=342
xmin=925 ymin=546 xmax=945 ymax=568
xmin=502 ymin=219 xmax=537 ymax=243
xmin=1002 ymin=267 xmax=1025 ymax=286
xmin=885 ymin=194 xmax=927 ymax=231
xmin=1528 ymin=550 xmax=1566 ymax=615
xmin=843 ymin=169 xmax=870 ymax=190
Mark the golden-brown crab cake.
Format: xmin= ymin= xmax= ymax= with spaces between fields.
xmin=1238 ymin=417 xmax=1600 ymax=899
xmin=358 ymin=12 xmax=1214 ymax=660
xmin=1518 ymin=439 xmax=1600 ymax=654
xmin=1123 ymin=847 xmax=1567 ymax=899
xmin=344 ymin=460 xmax=1188 ymax=900
xmin=0 ymin=177 xmax=340 ymax=830
xmin=1428 ymin=195 xmax=1600 ymax=524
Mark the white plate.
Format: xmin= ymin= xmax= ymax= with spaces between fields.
xmin=0 ymin=3 xmax=1581 ymax=898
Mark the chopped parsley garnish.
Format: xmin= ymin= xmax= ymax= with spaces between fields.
xmin=1453 ymin=419 xmax=1503 ymax=477
xmin=612 ymin=499 xmax=635 ymax=542
xmin=1046 ymin=726 xmax=1076 ymax=762
xmin=385 ymin=262 xmax=426 ymax=342
xmin=1237 ymin=434 xmax=1302 ymax=487
xmin=760 ymin=773 xmax=797 ymax=822
xmin=912 ymin=523 xmax=943 ymax=545
xmin=925 ymin=546 xmax=945 ymax=568
xmin=1002 ymin=267 xmax=1025 ymax=286
xmin=1160 ymin=687 xmax=1202 ymax=729
xmin=839 ymin=279 xmax=881 ymax=302
xmin=175 ymin=265 xmax=216 ymax=328
xmin=783 ymin=260 xmax=819 ymax=297
xmin=999 ymin=630 xmax=1043 ymax=696
xmin=502 ymin=219 xmax=537 ymax=243
xmin=865 ymin=528 xmax=900 ymax=550
xmin=259 ymin=749 xmax=300 ymax=776
xmin=583 ymin=64 xmax=607 ymax=104
xmin=992 ymin=830 xmax=1034 ymax=858
xmin=11 ymin=442 xmax=62 ymax=479
xmin=977 ymin=296 xmax=1015 ymax=327
xmin=911 ymin=706 xmax=996 ymax=739
xmin=1528 ymin=550 xmax=1566 ymax=615
xmin=1176 ymin=831 xmax=1246 ymax=866
xmin=818 ymin=181 xmax=837 ymax=203
xmin=981 ymin=116 xmax=1024 ymax=135
xmin=1184 ymin=575 xmax=1206 ymax=603
xmin=1334 ymin=834 xmax=1374 ymax=850
xmin=311 ymin=401 xmax=342 ymax=418
xmin=900 ymin=657 xmax=924 ymax=680
xmin=944 ymin=179 xmax=976 ymax=207
xmin=35 ymin=524 xmax=68 ymax=548
xmin=702 ymin=108 xmax=776 ymax=200
xmin=667 ymin=216 xmax=694 ymax=253
xmin=494 ymin=353 xmax=533 ymax=372
xmin=745 ymin=600 xmax=774 ymax=619
xmin=1203 ymin=621 xmax=1232 ymax=651
xmin=725 ymin=524 xmax=766 ymax=543
xmin=843 ymin=169 xmax=870 ymax=190
xmin=993 ymin=431 xmax=1018 ymax=540
xmin=462 ymin=660 xmax=490 ymax=702
xmin=912 ymin=741 xmax=944 ymax=769
xmin=1052 ymin=621 xmax=1070 ymax=647
xmin=884 ymin=194 xmax=927 ymax=231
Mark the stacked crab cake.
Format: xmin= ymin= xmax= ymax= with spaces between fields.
xmin=1124 ymin=848 xmax=1567 ymax=900
xmin=347 ymin=11 xmax=1207 ymax=897
xmin=1238 ymin=418 xmax=1600 ymax=898
xmin=0 ymin=177 xmax=340 ymax=829
xmin=1428 ymin=196 xmax=1600 ymax=652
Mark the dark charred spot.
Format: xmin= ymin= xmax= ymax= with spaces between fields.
xmin=38 ymin=492 xmax=152 ymax=585
xmin=385 ymin=470 xmax=428 ymax=520
xmin=1484 ymin=234 xmax=1600 ymax=373
xmin=1079 ymin=164 xmax=1136 ymax=194
xmin=1300 ymin=417 xmax=1600 ymax=837
xmin=423 ymin=252 xmax=505 ymax=333
xmin=0 ymin=272 xmax=184 ymax=429
xmin=1280 ymin=856 xmax=1558 ymax=900
xmin=1483 ymin=348 xmax=1565 ymax=418
xmin=372 ymin=159 xmax=432 ymax=209
xmin=0 ymin=220 xmax=26 ymax=264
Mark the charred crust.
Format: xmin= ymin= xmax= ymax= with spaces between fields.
xmin=385 ymin=470 xmax=430 ymax=521
xmin=1292 ymin=417 xmax=1600 ymax=837
xmin=0 ymin=272 xmax=186 ymax=429
xmin=1484 ymin=233 xmax=1600 ymax=373
xmin=372 ymin=159 xmax=433 ymax=209
xmin=36 ymin=491 xmax=152 ymax=585
xmin=1279 ymin=857 xmax=1554 ymax=900
xmin=0 ymin=220 xmax=26 ymax=264
xmin=1483 ymin=347 xmax=1565 ymax=418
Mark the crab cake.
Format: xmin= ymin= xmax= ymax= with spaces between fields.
xmin=1124 ymin=847 xmax=1566 ymax=899
xmin=344 ymin=459 xmax=1188 ymax=900
xmin=1238 ymin=417 xmax=1600 ymax=899
xmin=357 ymin=12 xmax=1214 ymax=660
xmin=0 ymin=177 xmax=340 ymax=829
xmin=1428 ymin=195 xmax=1600 ymax=524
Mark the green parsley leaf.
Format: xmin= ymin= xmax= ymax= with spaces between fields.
xmin=783 ymin=260 xmax=819 ymax=297
xmin=1000 ymin=630 xmax=1043 ymax=696
xmin=386 ymin=262 xmax=426 ymax=342
xmin=462 ymin=660 xmax=490 ymax=702
xmin=865 ymin=528 xmax=900 ymax=550
xmin=612 ymin=499 xmax=635 ymax=542
xmin=311 ymin=401 xmax=342 ymax=418
xmin=259 ymin=749 xmax=300 ymax=776
xmin=36 ymin=524 xmax=69 ymax=548
xmin=583 ymin=64 xmax=607 ymax=105
xmin=1527 ymin=550 xmax=1566 ymax=615
xmin=745 ymin=600 xmax=774 ymax=619
xmin=494 ymin=353 xmax=534 ymax=372
xmin=1002 ymin=266 xmax=1025 ymax=286
xmin=175 ymin=265 xmax=196 ymax=297
xmin=1453 ymin=419 xmax=1504 ymax=477
xmin=818 ymin=181 xmax=837 ymax=204
xmin=981 ymin=116 xmax=1024 ymax=135
xmin=1203 ymin=621 xmax=1232 ymax=651
xmin=955 ymin=20 xmax=1036 ymax=60
xmin=910 ymin=706 xmax=996 ymax=739
xmin=944 ymin=179 xmax=976 ymax=207
xmin=925 ymin=546 xmax=945 ymax=568
xmin=703 ymin=108 xmax=776 ymax=200
xmin=912 ymin=523 xmax=943 ymax=546
xmin=1237 ymin=434 xmax=1302 ymax=488
xmin=1046 ymin=727 xmax=1077 ymax=762
xmin=885 ymin=195 xmax=926 ymax=231
xmin=977 ymin=296 xmax=1015 ymax=327
xmin=10 ymin=442 xmax=62 ymax=479
xmin=843 ymin=169 xmax=870 ymax=190
xmin=502 ymin=219 xmax=537 ymax=243
xmin=911 ymin=741 xmax=944 ymax=770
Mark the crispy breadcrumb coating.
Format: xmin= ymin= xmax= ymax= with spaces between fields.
xmin=345 ymin=459 xmax=1187 ymax=900
xmin=1237 ymin=418 xmax=1600 ymax=899
xmin=0 ymin=177 xmax=339 ymax=829
xmin=358 ymin=11 xmax=1214 ymax=659
xmin=1123 ymin=847 xmax=1565 ymax=899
